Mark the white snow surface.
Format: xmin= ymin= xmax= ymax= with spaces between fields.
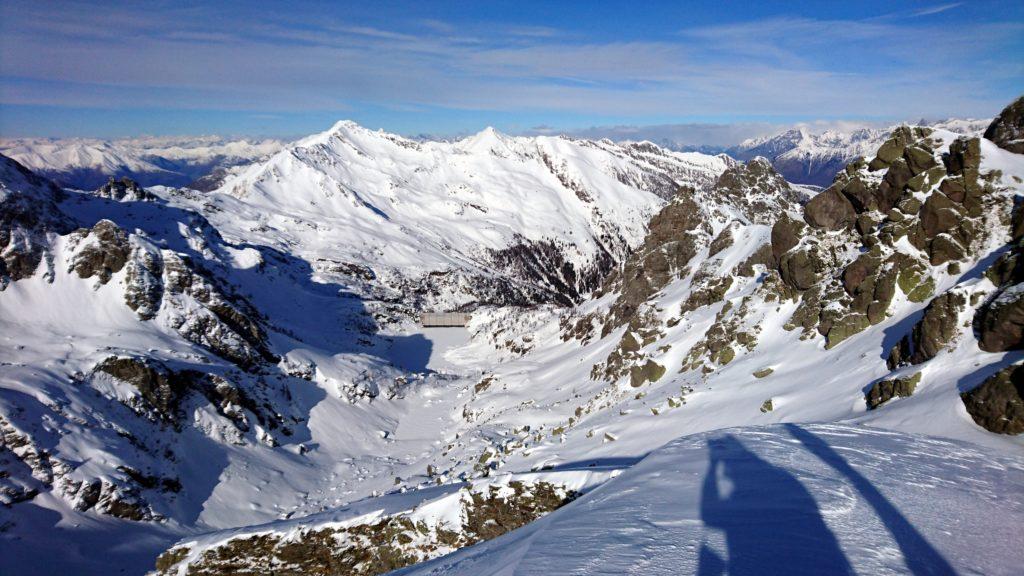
xmin=0 ymin=121 xmax=1022 ymax=576
xmin=397 ymin=424 xmax=1024 ymax=576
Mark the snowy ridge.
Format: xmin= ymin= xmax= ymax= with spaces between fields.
xmin=188 ymin=122 xmax=733 ymax=310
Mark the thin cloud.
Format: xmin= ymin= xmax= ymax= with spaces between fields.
xmin=911 ymin=3 xmax=963 ymax=17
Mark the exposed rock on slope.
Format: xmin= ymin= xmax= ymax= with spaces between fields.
xmin=961 ymin=365 xmax=1024 ymax=434
xmin=0 ymin=154 xmax=74 ymax=286
xmin=984 ymin=96 xmax=1024 ymax=154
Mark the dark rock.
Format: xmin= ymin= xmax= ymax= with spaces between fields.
xmin=95 ymin=177 xmax=155 ymax=202
xmin=842 ymin=253 xmax=880 ymax=295
xmin=94 ymin=356 xmax=185 ymax=421
xmin=983 ymin=96 xmax=1024 ymax=154
xmin=929 ymin=234 xmax=966 ymax=266
xmin=919 ymin=192 xmax=962 ymax=239
xmin=975 ymin=285 xmax=1024 ymax=352
xmin=877 ymin=158 xmax=913 ymax=212
xmin=961 ymin=365 xmax=1024 ymax=434
xmin=770 ymin=214 xmax=805 ymax=263
xmin=803 ymin=188 xmax=856 ymax=230
xmin=779 ymin=249 xmax=820 ymax=291
xmin=866 ymin=372 xmax=921 ymax=409
xmin=70 ymin=220 xmax=129 ymax=284
xmin=904 ymin=145 xmax=938 ymax=175
xmin=890 ymin=290 xmax=967 ymax=365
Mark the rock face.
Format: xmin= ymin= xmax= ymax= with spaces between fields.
xmin=0 ymin=154 xmax=74 ymax=287
xmin=888 ymin=291 xmax=967 ymax=368
xmin=961 ymin=365 xmax=1024 ymax=434
xmin=975 ymin=285 xmax=1024 ymax=352
xmin=803 ymin=188 xmax=856 ymax=230
xmin=866 ymin=372 xmax=921 ymax=409
xmin=984 ymin=96 xmax=1024 ymax=154
xmin=68 ymin=219 xmax=130 ymax=284
xmin=600 ymin=187 xmax=707 ymax=334
xmin=95 ymin=176 xmax=155 ymax=201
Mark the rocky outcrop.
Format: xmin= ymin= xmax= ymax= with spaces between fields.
xmin=95 ymin=176 xmax=155 ymax=201
xmin=0 ymin=154 xmax=74 ymax=287
xmin=94 ymin=356 xmax=185 ymax=423
xmin=154 ymin=480 xmax=578 ymax=576
xmin=600 ymin=187 xmax=707 ymax=335
xmin=866 ymin=372 xmax=921 ymax=410
xmin=975 ymin=285 xmax=1024 ymax=352
xmin=888 ymin=290 xmax=968 ymax=368
xmin=961 ymin=365 xmax=1024 ymax=434
xmin=984 ymin=95 xmax=1024 ymax=154
xmin=68 ymin=219 xmax=130 ymax=284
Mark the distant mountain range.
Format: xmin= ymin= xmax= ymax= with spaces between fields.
xmin=725 ymin=118 xmax=991 ymax=186
xmin=0 ymin=135 xmax=284 ymax=190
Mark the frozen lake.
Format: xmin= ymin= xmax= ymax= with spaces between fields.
xmin=386 ymin=327 xmax=471 ymax=373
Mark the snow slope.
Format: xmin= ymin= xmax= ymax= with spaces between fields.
xmin=398 ymin=424 xmax=1024 ymax=576
xmin=177 ymin=122 xmax=733 ymax=310
xmin=2 ymin=110 xmax=1023 ymax=576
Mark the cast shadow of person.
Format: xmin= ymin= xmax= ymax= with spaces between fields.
xmin=698 ymin=434 xmax=854 ymax=576
xmin=785 ymin=424 xmax=955 ymax=576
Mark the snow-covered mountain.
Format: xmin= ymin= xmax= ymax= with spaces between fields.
xmin=0 ymin=136 xmax=284 ymax=190
xmin=2 ymin=98 xmax=1024 ymax=576
xmin=174 ymin=122 xmax=736 ymax=310
xmin=728 ymin=118 xmax=991 ymax=186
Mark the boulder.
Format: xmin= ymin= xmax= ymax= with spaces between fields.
xmin=975 ymin=285 xmax=1024 ymax=352
xmin=770 ymin=214 xmax=805 ymax=263
xmin=914 ymin=291 xmax=966 ymax=363
xmin=803 ymin=188 xmax=856 ymax=230
xmin=866 ymin=372 xmax=921 ymax=410
xmin=961 ymin=365 xmax=1024 ymax=434
xmin=919 ymin=192 xmax=962 ymax=239
xmin=904 ymin=145 xmax=938 ymax=175
xmin=929 ymin=234 xmax=966 ymax=266
xmin=779 ymin=249 xmax=820 ymax=291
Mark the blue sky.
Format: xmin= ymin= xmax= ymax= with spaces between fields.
xmin=0 ymin=0 xmax=1021 ymax=140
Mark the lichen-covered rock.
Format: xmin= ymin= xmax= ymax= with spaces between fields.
xmin=779 ymin=248 xmax=822 ymax=291
xmin=770 ymin=214 xmax=805 ymax=263
xmin=826 ymin=313 xmax=870 ymax=349
xmin=803 ymin=188 xmax=856 ymax=230
xmin=961 ymin=364 xmax=1024 ymax=434
xmin=975 ymin=284 xmax=1024 ymax=352
xmin=887 ymin=290 xmax=967 ymax=367
xmin=983 ymin=95 xmax=1024 ymax=154
xmin=629 ymin=360 xmax=666 ymax=388
xmin=68 ymin=219 xmax=130 ymax=284
xmin=866 ymin=372 xmax=921 ymax=409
